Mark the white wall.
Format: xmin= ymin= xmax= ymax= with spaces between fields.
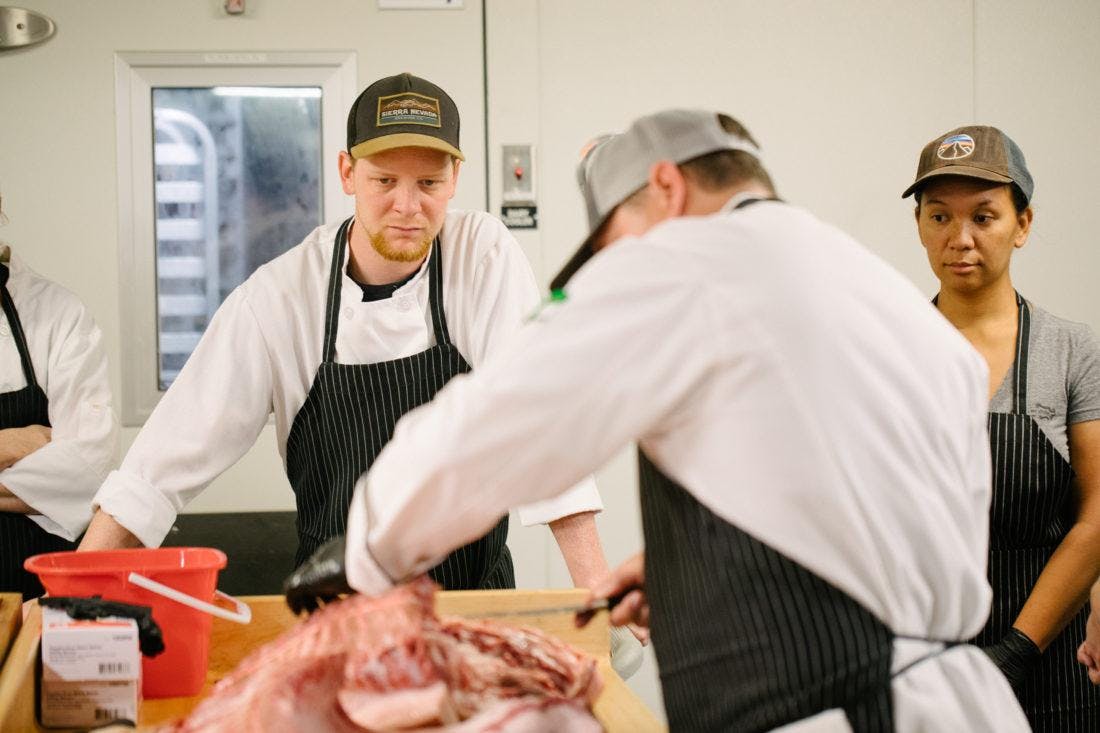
xmin=973 ymin=0 xmax=1100 ymax=325
xmin=4 ymin=0 xmax=1100 ymax=724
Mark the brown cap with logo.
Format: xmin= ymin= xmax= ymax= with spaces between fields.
xmin=346 ymin=73 xmax=464 ymax=161
xmin=901 ymin=125 xmax=1032 ymax=203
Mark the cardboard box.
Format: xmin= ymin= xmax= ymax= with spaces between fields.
xmin=40 ymin=607 xmax=140 ymax=728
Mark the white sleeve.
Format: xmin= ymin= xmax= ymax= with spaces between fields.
xmin=461 ymin=220 xmax=541 ymax=370
xmin=345 ymin=242 xmax=713 ymax=595
xmin=92 ymin=287 xmax=275 ymax=548
xmin=466 ymin=223 xmax=602 ymax=525
xmin=0 ymin=300 xmax=119 ymax=541
xmin=515 ymin=476 xmax=602 ymax=526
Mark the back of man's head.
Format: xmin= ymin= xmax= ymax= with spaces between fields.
xmin=679 ymin=114 xmax=774 ymax=194
xmin=577 ymin=110 xmax=771 ymax=230
xmin=550 ymin=109 xmax=775 ymax=290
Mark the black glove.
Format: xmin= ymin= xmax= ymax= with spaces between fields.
xmin=283 ymin=535 xmax=355 ymax=615
xmin=982 ymin=627 xmax=1042 ymax=690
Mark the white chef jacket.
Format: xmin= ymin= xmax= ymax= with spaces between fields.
xmin=93 ymin=211 xmax=601 ymax=548
xmin=345 ymin=197 xmax=1028 ymax=730
xmin=0 ymin=246 xmax=118 ymax=541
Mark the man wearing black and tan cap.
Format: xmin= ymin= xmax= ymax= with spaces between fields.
xmin=78 ymin=73 xmax=617 ymax=621
xmin=336 ymin=108 xmax=1030 ymax=730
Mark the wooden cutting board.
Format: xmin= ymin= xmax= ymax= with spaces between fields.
xmin=0 ymin=590 xmax=664 ymax=732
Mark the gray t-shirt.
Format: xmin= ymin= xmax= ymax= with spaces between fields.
xmin=989 ymin=300 xmax=1100 ymax=462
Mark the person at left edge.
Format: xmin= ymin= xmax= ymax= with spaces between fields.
xmin=77 ymin=74 xmax=610 ymax=598
xmin=0 ymin=190 xmax=119 ymax=600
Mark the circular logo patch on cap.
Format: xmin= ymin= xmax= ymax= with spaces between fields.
xmin=937 ymin=134 xmax=975 ymax=160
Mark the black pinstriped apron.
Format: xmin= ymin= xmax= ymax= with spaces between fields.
xmin=284 ymin=218 xmax=512 ymax=589
xmin=639 ymin=453 xmax=907 ymax=732
xmin=0 ymin=264 xmax=74 ymax=599
xmin=971 ymin=293 xmax=1099 ymax=731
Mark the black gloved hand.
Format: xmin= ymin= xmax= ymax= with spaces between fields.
xmin=283 ymin=535 xmax=355 ymax=615
xmin=982 ymin=627 xmax=1042 ymax=690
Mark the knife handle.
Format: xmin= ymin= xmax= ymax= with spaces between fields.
xmin=575 ymin=586 xmax=639 ymax=627
xmin=605 ymin=588 xmax=632 ymax=612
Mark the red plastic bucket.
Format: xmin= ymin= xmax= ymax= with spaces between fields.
xmin=25 ymin=547 xmax=251 ymax=698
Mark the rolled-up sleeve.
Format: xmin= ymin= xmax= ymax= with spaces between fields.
xmin=1 ymin=299 xmax=119 ymax=541
xmin=515 ymin=477 xmax=602 ymax=526
xmin=92 ymin=288 xmax=275 ymax=548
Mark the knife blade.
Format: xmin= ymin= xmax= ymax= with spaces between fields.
xmin=451 ymin=589 xmax=633 ymax=623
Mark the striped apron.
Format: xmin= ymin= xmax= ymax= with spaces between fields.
xmin=973 ymin=293 xmax=1099 ymax=730
xmin=285 ymin=218 xmax=513 ymax=589
xmin=638 ymin=452 xmax=914 ymax=731
xmin=0 ymin=263 xmax=74 ymax=599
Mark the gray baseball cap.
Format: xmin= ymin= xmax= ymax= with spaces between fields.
xmin=549 ymin=109 xmax=761 ymax=291
xmin=901 ymin=125 xmax=1033 ymax=203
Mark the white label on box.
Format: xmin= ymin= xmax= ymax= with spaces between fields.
xmin=41 ymin=679 xmax=139 ymax=728
xmin=41 ymin=607 xmax=141 ymax=682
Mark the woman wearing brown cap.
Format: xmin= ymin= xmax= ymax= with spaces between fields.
xmin=905 ymin=125 xmax=1100 ymax=729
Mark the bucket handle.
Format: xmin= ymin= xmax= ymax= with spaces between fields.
xmin=127 ymin=572 xmax=252 ymax=624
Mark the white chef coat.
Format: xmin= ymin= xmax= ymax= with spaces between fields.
xmin=0 ymin=246 xmax=118 ymax=541
xmin=345 ymin=197 xmax=1028 ymax=730
xmin=93 ymin=211 xmax=601 ymax=548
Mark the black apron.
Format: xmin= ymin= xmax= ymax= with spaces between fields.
xmin=0 ymin=263 xmax=74 ymax=599
xmin=640 ymin=452 xmax=911 ymax=732
xmin=638 ymin=197 xmax=958 ymax=732
xmin=284 ymin=218 xmax=513 ymax=589
xmin=971 ymin=293 xmax=1099 ymax=731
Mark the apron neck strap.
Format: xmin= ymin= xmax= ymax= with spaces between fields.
xmin=1011 ymin=291 xmax=1030 ymax=414
xmin=931 ymin=290 xmax=1029 ymax=413
xmin=322 ymin=218 xmax=354 ymax=363
xmin=0 ymin=263 xmax=41 ymax=388
xmin=425 ymin=235 xmax=451 ymax=348
xmin=726 ymin=194 xmax=782 ymax=213
xmin=322 ymin=219 xmax=452 ymax=363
